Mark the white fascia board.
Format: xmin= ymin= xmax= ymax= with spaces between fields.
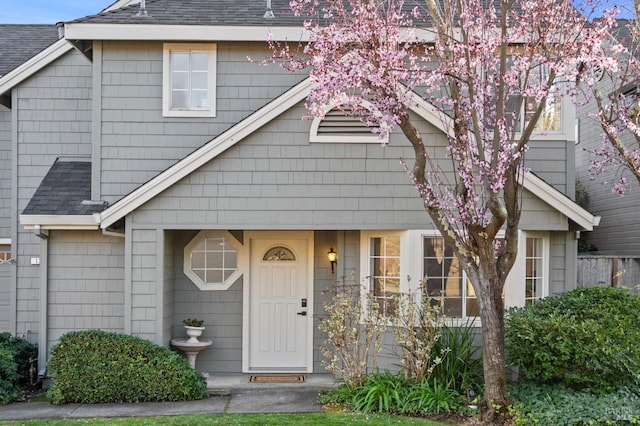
xmin=65 ymin=23 xmax=311 ymax=42
xmin=0 ymin=40 xmax=73 ymax=95
xmin=20 ymin=214 xmax=101 ymax=230
xmin=408 ymin=92 xmax=600 ymax=231
xmin=409 ymin=92 xmax=450 ymax=134
xmin=522 ymin=172 xmax=600 ymax=231
xmin=100 ymin=78 xmax=313 ymax=229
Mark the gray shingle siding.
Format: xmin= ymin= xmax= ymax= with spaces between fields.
xmin=130 ymin=105 xmax=569 ymax=231
xmin=576 ymin=77 xmax=640 ymax=254
xmin=47 ymin=231 xmax=125 ymax=356
xmin=525 ymin=139 xmax=572 ymax=197
xmin=99 ymin=41 xmax=307 ymax=203
xmin=14 ymin=49 xmax=93 ymax=343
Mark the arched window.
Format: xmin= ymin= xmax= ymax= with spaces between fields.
xmin=263 ymin=246 xmax=296 ymax=261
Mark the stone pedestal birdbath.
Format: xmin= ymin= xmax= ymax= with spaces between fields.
xmin=170 ymin=337 xmax=212 ymax=369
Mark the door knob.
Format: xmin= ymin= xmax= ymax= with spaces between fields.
xmin=297 ymin=311 xmax=307 ymax=316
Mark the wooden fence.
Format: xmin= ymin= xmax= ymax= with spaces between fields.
xmin=577 ymin=256 xmax=640 ymax=294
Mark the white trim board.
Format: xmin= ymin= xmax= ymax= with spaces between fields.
xmin=20 ymin=214 xmax=101 ymax=230
xmin=65 ymin=23 xmax=312 ymax=43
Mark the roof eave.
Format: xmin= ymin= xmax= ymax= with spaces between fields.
xmin=64 ymin=23 xmax=435 ymax=43
xmin=522 ymin=172 xmax=600 ymax=231
xmin=0 ymin=39 xmax=72 ymax=96
xmin=21 ymin=214 xmax=101 ymax=230
xmin=65 ymin=23 xmax=312 ymax=42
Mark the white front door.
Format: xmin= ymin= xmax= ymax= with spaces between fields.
xmin=246 ymin=232 xmax=313 ymax=372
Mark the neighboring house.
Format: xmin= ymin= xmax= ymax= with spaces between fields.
xmin=0 ymin=0 xmax=599 ymax=376
xmin=575 ymin=21 xmax=640 ymax=256
xmin=0 ymin=24 xmax=62 ymax=335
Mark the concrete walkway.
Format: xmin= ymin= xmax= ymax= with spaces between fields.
xmin=0 ymin=374 xmax=337 ymax=422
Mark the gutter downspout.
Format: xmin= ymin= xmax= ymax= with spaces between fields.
xmin=35 ymin=227 xmax=49 ymax=381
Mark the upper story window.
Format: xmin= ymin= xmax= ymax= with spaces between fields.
xmin=525 ymin=95 xmax=561 ymax=133
xmin=524 ymin=64 xmax=561 ymax=132
xmin=183 ymin=231 xmax=245 ymax=291
xmin=163 ymin=43 xmax=216 ymax=118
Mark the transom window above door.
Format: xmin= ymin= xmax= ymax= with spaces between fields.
xmin=263 ymin=246 xmax=296 ymax=261
xmin=183 ymin=231 xmax=245 ymax=291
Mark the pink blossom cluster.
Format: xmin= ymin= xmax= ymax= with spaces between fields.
xmin=267 ymin=0 xmax=616 ymax=226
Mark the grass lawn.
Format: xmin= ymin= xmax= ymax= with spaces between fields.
xmin=0 ymin=413 xmax=448 ymax=425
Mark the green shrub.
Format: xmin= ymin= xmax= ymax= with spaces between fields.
xmin=509 ymin=381 xmax=640 ymax=425
xmin=47 ymin=330 xmax=208 ymax=404
xmin=0 ymin=346 xmax=19 ymax=405
xmin=505 ymin=286 xmax=640 ymax=393
xmin=0 ymin=332 xmax=38 ymax=387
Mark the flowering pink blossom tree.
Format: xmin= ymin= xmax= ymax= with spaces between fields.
xmin=583 ymin=2 xmax=640 ymax=194
xmin=267 ymin=0 xmax=614 ymax=420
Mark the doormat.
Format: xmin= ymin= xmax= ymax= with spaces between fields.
xmin=249 ymin=375 xmax=306 ymax=383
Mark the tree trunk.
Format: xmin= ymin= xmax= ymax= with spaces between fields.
xmin=475 ymin=271 xmax=509 ymax=423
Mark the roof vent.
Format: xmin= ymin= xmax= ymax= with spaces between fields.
xmin=56 ymin=22 xmax=65 ymax=39
xmin=135 ymin=0 xmax=151 ymax=17
xmin=264 ymin=0 xmax=275 ymax=19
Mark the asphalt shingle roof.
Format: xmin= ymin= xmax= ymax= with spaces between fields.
xmin=70 ymin=0 xmax=310 ymax=26
xmin=22 ymin=160 xmax=108 ymax=216
xmin=0 ymin=25 xmax=60 ymax=77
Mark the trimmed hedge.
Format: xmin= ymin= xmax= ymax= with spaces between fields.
xmin=47 ymin=330 xmax=209 ymax=405
xmin=0 ymin=346 xmax=19 ymax=405
xmin=0 ymin=332 xmax=37 ymax=387
xmin=505 ymin=286 xmax=640 ymax=393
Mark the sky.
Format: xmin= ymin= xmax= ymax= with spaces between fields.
xmin=1 ymin=0 xmax=115 ymax=24
xmin=0 ymin=0 xmax=636 ymax=24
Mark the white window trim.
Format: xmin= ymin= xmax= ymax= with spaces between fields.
xmin=418 ymin=230 xmax=480 ymax=323
xmin=183 ymin=230 xmax=247 ymax=291
xmin=504 ymin=231 xmax=550 ymax=308
xmin=524 ymin=232 xmax=550 ymax=304
xmin=359 ymin=231 xmax=413 ymax=319
xmin=360 ymin=230 xmax=547 ymax=326
xmin=163 ymin=43 xmax=217 ymax=118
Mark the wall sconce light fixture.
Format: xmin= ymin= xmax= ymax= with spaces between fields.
xmin=327 ymin=248 xmax=337 ymax=273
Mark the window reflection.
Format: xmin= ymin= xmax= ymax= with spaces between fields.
xmin=370 ymin=236 xmax=401 ymax=317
